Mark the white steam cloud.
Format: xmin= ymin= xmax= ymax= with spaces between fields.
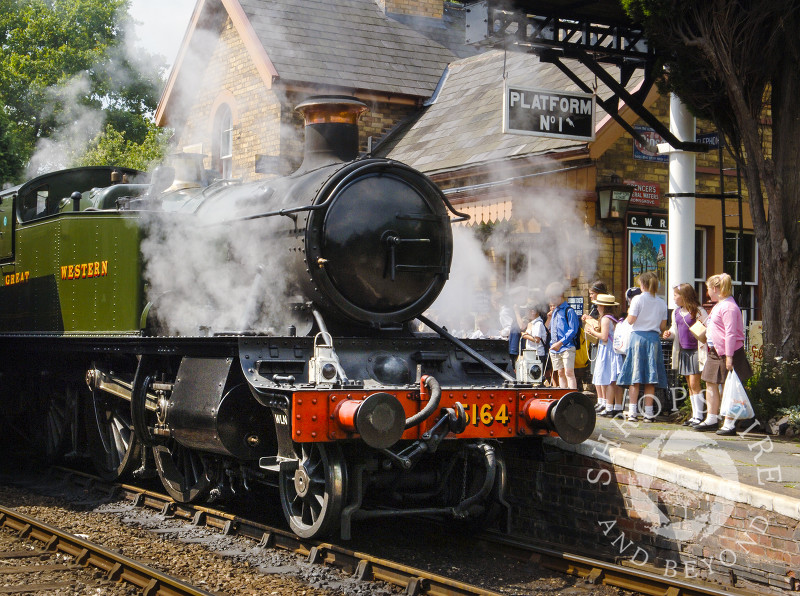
xmin=26 ymin=5 xmax=169 ymax=177
xmin=425 ymin=173 xmax=597 ymax=337
xmin=26 ymin=74 xmax=104 ymax=176
xmin=138 ymin=182 xmax=308 ymax=336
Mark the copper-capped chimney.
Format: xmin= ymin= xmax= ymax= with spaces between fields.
xmin=295 ymin=96 xmax=368 ymax=171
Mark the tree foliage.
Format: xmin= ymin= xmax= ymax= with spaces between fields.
xmin=622 ymin=0 xmax=800 ymax=357
xmin=0 ymin=108 xmax=24 ymax=183
xmin=0 ymin=0 xmax=167 ymax=182
xmin=76 ymin=121 xmax=171 ymax=171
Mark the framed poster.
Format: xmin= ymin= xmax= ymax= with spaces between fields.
xmin=628 ymin=229 xmax=668 ymax=301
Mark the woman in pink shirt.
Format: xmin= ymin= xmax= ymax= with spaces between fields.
xmin=695 ymin=273 xmax=753 ymax=435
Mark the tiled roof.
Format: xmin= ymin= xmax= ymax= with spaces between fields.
xmin=387 ymin=4 xmax=479 ymax=59
xmin=238 ymin=0 xmax=457 ymax=96
xmin=380 ymin=50 xmax=644 ymax=173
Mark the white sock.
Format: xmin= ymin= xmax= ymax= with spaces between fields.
xmin=689 ymin=393 xmax=701 ymax=420
xmin=721 ymin=417 xmax=736 ymax=430
xmin=695 ymin=393 xmax=707 ymax=419
xmin=703 ymin=414 xmax=719 ymax=425
xmin=644 ymin=405 xmax=655 ymax=417
xmin=614 ymin=404 xmax=624 ymax=411
xmin=597 ymin=398 xmax=606 ymax=408
xmin=628 ymin=403 xmax=638 ymax=416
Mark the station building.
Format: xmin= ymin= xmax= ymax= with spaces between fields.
xmin=157 ymin=0 xmax=760 ymax=329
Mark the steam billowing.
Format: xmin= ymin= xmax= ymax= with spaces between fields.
xmin=27 ymin=75 xmax=105 ymax=176
xmin=136 ymin=164 xmax=597 ymax=338
xmin=138 ymin=183 xmax=305 ymax=336
xmin=25 ymin=6 xmax=169 ymax=177
xmin=21 ymin=3 xmax=600 ymax=337
xmin=426 ymin=180 xmax=597 ymax=338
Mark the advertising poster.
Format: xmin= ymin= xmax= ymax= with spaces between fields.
xmin=628 ymin=229 xmax=668 ymax=301
xmin=632 ymin=125 xmax=668 ymax=163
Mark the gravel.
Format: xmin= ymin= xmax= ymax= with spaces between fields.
xmin=0 ymin=483 xmax=394 ymax=595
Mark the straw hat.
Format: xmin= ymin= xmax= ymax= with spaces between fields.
xmin=592 ymin=293 xmax=619 ymax=306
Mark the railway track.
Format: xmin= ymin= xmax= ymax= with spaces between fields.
xmin=27 ymin=467 xmax=751 ymax=596
xmin=0 ymin=504 xmax=216 ymax=595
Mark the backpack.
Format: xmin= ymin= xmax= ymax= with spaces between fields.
xmin=574 ymin=319 xmax=590 ymax=368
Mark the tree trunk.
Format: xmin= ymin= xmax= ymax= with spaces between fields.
xmin=760 ymin=21 xmax=800 ymax=358
xmin=705 ymin=3 xmax=800 ymax=360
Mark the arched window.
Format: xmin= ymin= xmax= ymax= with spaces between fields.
xmin=213 ymin=105 xmax=233 ymax=179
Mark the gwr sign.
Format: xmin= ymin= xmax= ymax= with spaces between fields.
xmin=503 ymin=86 xmax=595 ymax=141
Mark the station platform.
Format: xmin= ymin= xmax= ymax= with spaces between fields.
xmin=557 ymin=413 xmax=800 ymax=509
xmin=530 ymin=413 xmax=800 ymax=593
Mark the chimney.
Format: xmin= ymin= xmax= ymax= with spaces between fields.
xmin=295 ymin=96 xmax=368 ymax=171
xmin=378 ymin=0 xmax=443 ymax=18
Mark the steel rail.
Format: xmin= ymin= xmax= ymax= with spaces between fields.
xmin=478 ymin=531 xmax=751 ymax=596
xmin=56 ymin=468 xmax=755 ymax=596
xmin=49 ymin=469 xmax=505 ymax=596
xmin=0 ymin=504 xmax=217 ymax=596
xmin=127 ymin=490 xmax=504 ymax=596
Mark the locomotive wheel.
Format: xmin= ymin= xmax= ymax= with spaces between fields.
xmin=85 ymin=390 xmax=140 ymax=481
xmin=279 ymin=443 xmax=346 ymax=539
xmin=36 ymin=384 xmax=73 ymax=462
xmin=153 ymin=441 xmax=213 ymax=503
xmin=10 ymin=377 xmax=73 ymax=462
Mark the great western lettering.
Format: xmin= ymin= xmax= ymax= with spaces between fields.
xmin=60 ymin=260 xmax=109 ymax=280
xmin=3 ymin=271 xmax=30 ymax=286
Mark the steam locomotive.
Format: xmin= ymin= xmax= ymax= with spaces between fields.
xmin=0 ymin=97 xmax=594 ymax=539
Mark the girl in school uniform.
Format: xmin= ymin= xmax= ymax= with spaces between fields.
xmin=521 ymin=302 xmax=548 ymax=355
xmin=584 ymin=294 xmax=624 ymax=417
xmin=616 ymin=271 xmax=669 ymax=422
xmin=663 ymin=283 xmax=708 ymax=426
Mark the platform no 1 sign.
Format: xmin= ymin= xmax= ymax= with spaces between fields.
xmin=504 ymin=85 xmax=596 ymax=142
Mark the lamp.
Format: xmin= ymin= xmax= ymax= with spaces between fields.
xmin=596 ymin=174 xmax=634 ymax=221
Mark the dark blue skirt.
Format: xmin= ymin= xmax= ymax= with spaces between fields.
xmin=616 ymin=330 xmax=668 ymax=388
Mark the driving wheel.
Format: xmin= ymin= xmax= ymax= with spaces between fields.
xmin=85 ymin=389 xmax=140 ymax=481
xmin=278 ymin=443 xmax=346 ymax=538
xmin=153 ymin=440 xmax=214 ymax=503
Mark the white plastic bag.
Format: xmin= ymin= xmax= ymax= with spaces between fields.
xmin=613 ymin=320 xmax=632 ymax=355
xmin=720 ymin=370 xmax=755 ymax=420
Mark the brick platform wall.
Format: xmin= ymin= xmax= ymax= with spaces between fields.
xmin=503 ymin=440 xmax=799 ymax=594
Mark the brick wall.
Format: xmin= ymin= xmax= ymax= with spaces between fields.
xmin=177 ymin=19 xmax=280 ymax=181
xmin=593 ymin=93 xmax=755 ymax=293
xmin=596 ymin=94 xmax=750 ymax=217
xmin=503 ymin=439 xmax=798 ymax=594
xmin=596 ymin=95 xmax=671 ymax=212
xmin=175 ymin=19 xmax=422 ymax=182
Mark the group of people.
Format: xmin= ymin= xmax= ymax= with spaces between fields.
xmin=581 ymin=272 xmax=753 ymax=436
xmin=431 ymin=271 xmax=754 ymax=438
xmin=512 ymin=282 xmax=583 ymax=390
xmin=581 ymin=275 xmax=667 ymax=423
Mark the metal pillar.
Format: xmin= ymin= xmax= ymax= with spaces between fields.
xmin=665 ymin=94 xmax=696 ymax=307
